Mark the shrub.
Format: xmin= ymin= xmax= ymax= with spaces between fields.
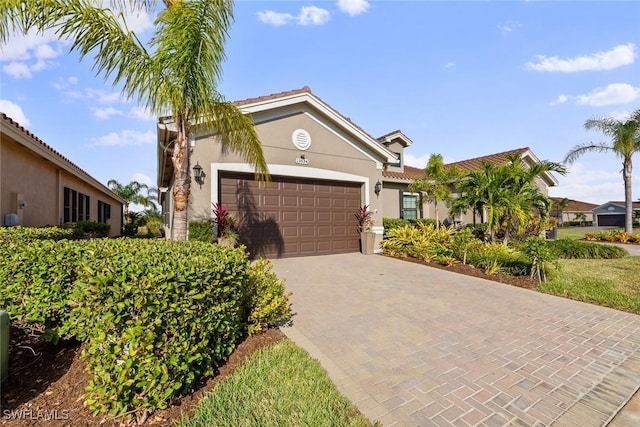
xmin=0 ymin=226 xmax=74 ymax=243
xmin=380 ymin=223 xmax=454 ymax=262
xmin=521 ymin=237 xmax=558 ymax=283
xmin=466 ymin=242 xmax=531 ymax=276
xmin=382 ymin=217 xmax=437 ymax=236
xmin=246 ymin=259 xmax=291 ymax=335
xmin=548 ymin=239 xmax=628 ymax=259
xmin=74 ymin=221 xmax=111 ymax=238
xmin=0 ymin=239 xmax=84 ymax=341
xmin=188 ymin=220 xmax=214 ymax=242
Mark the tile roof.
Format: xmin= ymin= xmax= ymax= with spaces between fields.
xmin=382 ymin=165 xmax=426 ymax=180
xmin=444 ymin=147 xmax=530 ymax=172
xmin=1 ymin=112 xmax=124 ymax=202
xmin=234 ymin=86 xmax=312 ymax=107
xmin=382 ymin=148 xmax=532 ymax=181
xmin=549 ymin=197 xmax=598 ymax=212
xmin=609 ymin=201 xmax=640 ymax=209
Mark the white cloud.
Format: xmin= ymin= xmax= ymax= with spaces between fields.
xmin=550 ymin=83 xmax=640 ymax=107
xmin=576 ymin=83 xmax=640 ymax=107
xmin=129 ymin=106 xmax=156 ymax=121
xmin=132 ymin=172 xmax=153 ymax=186
xmin=550 ymin=162 xmax=638 ymax=205
xmin=84 ymin=88 xmax=122 ymax=104
xmin=257 ymin=10 xmax=295 ymax=26
xmin=0 ymin=100 xmax=30 ymax=126
xmin=257 ymin=6 xmax=330 ymax=26
xmin=444 ymin=62 xmax=456 ymax=69
xmin=526 ymin=43 xmax=636 ymax=72
xmin=497 ymin=21 xmax=522 ymax=33
xmin=93 ymin=107 xmax=124 ymax=120
xmin=337 ymin=0 xmax=370 ymax=16
xmin=2 ymin=62 xmax=32 ymax=79
xmin=607 ymin=110 xmax=633 ymax=121
xmin=89 ymin=129 xmax=155 ymax=147
xmin=0 ymin=28 xmax=65 ymax=78
xmin=298 ymin=6 xmax=331 ymax=26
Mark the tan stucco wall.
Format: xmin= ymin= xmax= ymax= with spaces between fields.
xmin=384 ymin=141 xmax=405 ymax=171
xmin=188 ymin=110 xmax=385 ymax=231
xmin=1 ymin=133 xmax=122 ymax=236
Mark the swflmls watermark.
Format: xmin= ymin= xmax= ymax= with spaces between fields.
xmin=2 ymin=409 xmax=70 ymax=421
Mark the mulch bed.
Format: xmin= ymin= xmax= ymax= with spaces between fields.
xmin=384 ymin=254 xmax=540 ymax=290
xmin=1 ymin=326 xmax=285 ymax=426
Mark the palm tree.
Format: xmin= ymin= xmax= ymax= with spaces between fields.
xmin=409 ymin=154 xmax=460 ymax=228
xmin=107 ymin=179 xmax=153 ymax=217
xmin=0 ymin=0 xmax=268 ymax=240
xmin=551 ymin=197 xmax=570 ymax=226
xmin=452 ymin=155 xmax=566 ymax=243
xmin=565 ymin=110 xmax=640 ymax=234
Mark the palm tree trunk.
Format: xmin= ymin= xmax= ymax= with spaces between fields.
xmin=624 ymin=159 xmax=633 ymax=234
xmin=171 ymin=128 xmax=190 ymax=240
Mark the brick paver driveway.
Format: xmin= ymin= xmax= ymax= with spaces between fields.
xmin=272 ymin=253 xmax=640 ymax=426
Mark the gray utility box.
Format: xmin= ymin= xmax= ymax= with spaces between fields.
xmin=1 ymin=310 xmax=8 ymax=382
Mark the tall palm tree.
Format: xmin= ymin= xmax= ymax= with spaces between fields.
xmin=551 ymin=197 xmax=570 ymax=226
xmin=565 ymin=110 xmax=640 ymax=234
xmin=107 ymin=179 xmax=153 ymax=217
xmin=409 ymin=154 xmax=460 ymax=228
xmin=0 ymin=0 xmax=268 ymax=240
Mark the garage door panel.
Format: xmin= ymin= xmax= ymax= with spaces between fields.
xmin=220 ymin=173 xmax=361 ymax=258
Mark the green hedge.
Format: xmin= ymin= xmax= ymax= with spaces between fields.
xmin=548 ymin=239 xmax=628 ymax=259
xmin=0 ymin=226 xmax=75 ymax=243
xmin=0 ymin=237 xmax=290 ymax=419
xmin=188 ymin=220 xmax=214 ymax=242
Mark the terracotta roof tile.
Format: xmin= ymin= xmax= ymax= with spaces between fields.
xmin=382 ymin=165 xmax=426 ymax=180
xmin=444 ymin=147 xmax=530 ymax=172
xmin=550 ymin=197 xmax=598 ymax=212
xmin=233 ymin=86 xmax=312 ymax=107
xmin=1 ymin=112 xmax=123 ymax=202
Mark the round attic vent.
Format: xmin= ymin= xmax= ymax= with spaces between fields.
xmin=292 ymin=129 xmax=311 ymax=151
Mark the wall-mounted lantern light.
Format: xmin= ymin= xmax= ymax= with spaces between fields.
xmin=193 ymin=162 xmax=205 ymax=188
xmin=374 ymin=180 xmax=382 ymax=197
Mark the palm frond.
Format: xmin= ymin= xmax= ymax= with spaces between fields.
xmin=564 ymin=143 xmax=616 ymax=164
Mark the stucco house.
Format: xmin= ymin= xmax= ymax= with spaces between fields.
xmin=549 ymin=197 xmax=598 ymax=226
xmin=592 ymin=201 xmax=640 ymax=227
xmin=157 ymin=87 xmax=559 ymax=258
xmin=1 ymin=113 xmax=124 ymax=236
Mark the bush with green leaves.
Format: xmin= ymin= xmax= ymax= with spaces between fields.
xmin=0 ymin=237 xmax=292 ymax=419
xmin=188 ymin=220 xmax=214 ymax=242
xmin=380 ymin=223 xmax=455 ymax=263
xmin=521 ymin=237 xmax=558 ymax=283
xmin=466 ymin=242 xmax=531 ymax=276
xmin=74 ymin=220 xmax=111 ymax=238
xmin=0 ymin=226 xmax=75 ymax=243
xmin=382 ymin=217 xmax=437 ymax=236
xmin=548 ymin=239 xmax=628 ymax=259
xmin=246 ymin=259 xmax=291 ymax=336
xmin=0 ymin=239 xmax=84 ymax=341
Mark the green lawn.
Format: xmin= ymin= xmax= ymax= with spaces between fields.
xmin=178 ymin=339 xmax=375 ymax=427
xmin=540 ymin=257 xmax=640 ymax=314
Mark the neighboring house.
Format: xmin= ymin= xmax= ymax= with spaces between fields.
xmin=382 ymin=147 xmax=559 ymax=225
xmin=1 ymin=113 xmax=124 ymax=236
xmin=157 ymin=87 xmax=559 ymax=258
xmin=549 ymin=197 xmax=598 ymax=226
xmin=592 ymin=201 xmax=640 ymax=227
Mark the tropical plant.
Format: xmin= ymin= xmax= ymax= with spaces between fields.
xmin=355 ymin=204 xmax=374 ymax=233
xmin=574 ymin=212 xmax=587 ymax=226
xmin=0 ymin=0 xmax=268 ymax=241
xmin=107 ymin=179 xmax=152 ymax=217
xmin=565 ymin=110 xmax=640 ymax=234
xmin=452 ymin=155 xmax=566 ymax=244
xmin=409 ymin=154 xmax=461 ymax=228
xmin=552 ymin=197 xmax=570 ymax=226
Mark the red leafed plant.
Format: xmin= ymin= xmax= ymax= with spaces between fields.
xmin=212 ymin=203 xmax=232 ymax=235
xmin=355 ymin=204 xmax=374 ymax=233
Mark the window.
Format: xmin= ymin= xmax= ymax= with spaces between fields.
xmin=402 ymin=194 xmax=418 ymax=220
xmin=63 ymin=187 xmax=90 ymax=223
xmin=391 ymin=152 xmax=401 ymax=167
xmin=98 ymin=200 xmax=111 ymax=223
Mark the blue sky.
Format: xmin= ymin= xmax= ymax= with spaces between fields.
xmin=1 ymin=0 xmax=639 ymax=205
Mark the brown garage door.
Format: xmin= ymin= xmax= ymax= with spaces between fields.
xmin=220 ymin=173 xmax=361 ymax=258
xmin=597 ymin=214 xmax=625 ymax=227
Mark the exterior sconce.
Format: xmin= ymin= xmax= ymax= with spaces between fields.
xmin=192 ymin=162 xmax=205 ymax=188
xmin=374 ymin=180 xmax=382 ymax=197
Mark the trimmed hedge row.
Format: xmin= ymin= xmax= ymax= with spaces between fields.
xmin=548 ymin=239 xmax=629 ymax=259
xmin=0 ymin=226 xmax=75 ymax=242
xmin=0 ymin=237 xmax=290 ymax=418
